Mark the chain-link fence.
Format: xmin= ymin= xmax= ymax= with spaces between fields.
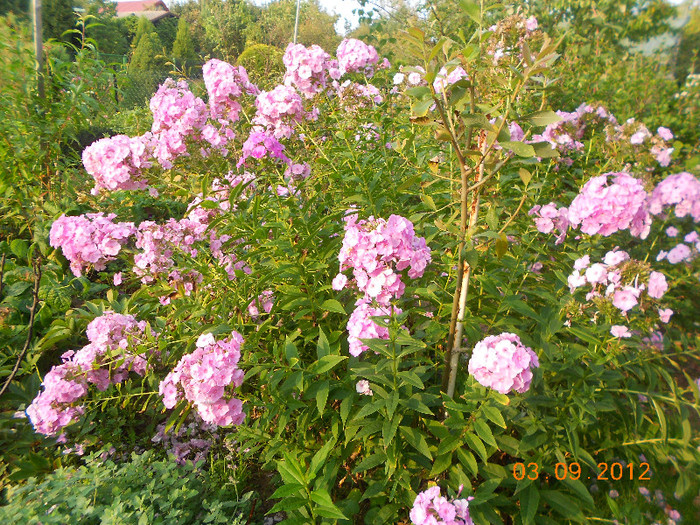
xmin=98 ymin=53 xmax=206 ymax=110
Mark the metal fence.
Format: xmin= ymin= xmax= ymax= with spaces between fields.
xmin=97 ymin=53 xmax=205 ymax=110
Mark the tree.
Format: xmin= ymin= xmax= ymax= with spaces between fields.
xmin=129 ymin=29 xmax=165 ymax=72
xmin=83 ymin=0 xmax=130 ymax=56
xmin=200 ymin=0 xmax=256 ymax=61
xmin=132 ymin=15 xmax=156 ymax=50
xmin=244 ymin=0 xmax=340 ymax=52
xmin=43 ymin=0 xmax=76 ymax=42
xmin=171 ymin=16 xmax=196 ymax=67
xmin=676 ymin=5 xmax=700 ymax=80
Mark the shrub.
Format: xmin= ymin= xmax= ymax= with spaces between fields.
xmin=237 ymin=43 xmax=284 ymax=90
xmin=0 ymin=450 xmax=249 ymax=524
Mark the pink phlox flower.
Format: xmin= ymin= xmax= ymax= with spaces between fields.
xmin=658 ymin=308 xmax=673 ymax=323
xmin=50 ymin=213 xmax=136 ymax=277
xmin=159 ymin=332 xmax=245 ymax=427
xmin=336 ymin=38 xmax=380 ymax=76
xmin=610 ymin=325 xmax=632 ymax=338
xmin=467 ymin=333 xmax=539 ymax=394
xmin=567 ymin=172 xmax=650 ymax=239
xmin=648 ymin=172 xmax=700 ymax=222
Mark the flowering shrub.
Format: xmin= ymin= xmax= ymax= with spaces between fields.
xmin=11 ymin=6 xmax=700 ymax=525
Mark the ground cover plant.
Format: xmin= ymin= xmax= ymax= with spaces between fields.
xmin=1 ymin=1 xmax=699 ymax=524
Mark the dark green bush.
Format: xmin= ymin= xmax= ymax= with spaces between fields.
xmin=0 ymin=450 xmax=249 ymax=524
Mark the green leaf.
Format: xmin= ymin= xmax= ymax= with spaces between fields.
xmin=352 ymin=452 xmax=387 ymax=474
xmin=464 ymin=432 xmax=488 ymax=462
xmin=520 ymin=483 xmax=539 ymax=525
xmin=285 ymin=338 xmax=299 ymax=363
xmin=10 ymin=239 xmax=29 ymax=259
xmin=429 ymin=452 xmax=453 ymax=476
xmin=315 ymin=504 xmax=348 ymax=520
xmin=270 ymin=484 xmax=305 ymax=499
xmin=456 ymin=448 xmax=478 ymax=476
xmin=311 ymin=355 xmax=348 ymax=375
xmin=354 ymin=399 xmax=385 ymax=420
xmin=412 ymin=99 xmax=434 ymax=118
xmin=518 ymin=168 xmax=532 ymax=186
xmin=310 ymin=488 xmax=338 ymax=510
xmin=340 ymin=396 xmax=353 ymax=426
xmin=651 ymin=399 xmax=667 ymax=441
xmin=461 ymin=112 xmax=492 ymax=129
xmin=399 ymin=426 xmax=433 ymax=460
xmin=495 ymin=232 xmax=508 ymax=259
xmin=524 ymin=110 xmax=561 ymax=126
xmin=320 ymin=300 xmax=345 ymax=315
xmin=499 ymin=141 xmax=536 ymax=157
xmin=474 ymin=418 xmax=496 ymax=447
xmin=406 ymin=86 xmax=431 ymax=99
xmin=459 ymin=0 xmax=481 ymax=25
xmin=316 ymin=380 xmax=329 ymax=415
xmin=382 ymin=415 xmax=401 ymax=448
xmin=269 ymin=496 xmax=307 ymax=513
xmin=540 ymin=490 xmax=584 ymax=522
xmin=400 ymin=395 xmax=434 ymax=416
xmin=482 ymin=405 xmax=506 ymax=428
xmin=532 ymin=141 xmax=560 ymax=158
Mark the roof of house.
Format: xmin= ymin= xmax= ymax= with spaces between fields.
xmin=115 ymin=0 xmax=168 ymax=13
xmin=115 ymin=1 xmax=175 ymax=22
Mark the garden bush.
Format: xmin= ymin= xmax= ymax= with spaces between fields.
xmin=237 ymin=43 xmax=285 ymax=90
xmin=0 ymin=449 xmax=249 ymax=524
xmin=1 ymin=3 xmax=699 ymax=525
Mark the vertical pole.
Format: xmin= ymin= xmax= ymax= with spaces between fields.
xmin=33 ymin=0 xmax=44 ymax=98
xmin=293 ymin=0 xmax=301 ymax=44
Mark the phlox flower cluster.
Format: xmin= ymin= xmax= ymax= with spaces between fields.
xmin=133 ymin=218 xmax=208 ymax=283
xmin=27 ymin=313 xmax=148 ymax=436
xmin=160 ymin=269 xmax=204 ymax=305
xmin=528 ymin=202 xmax=569 ymax=245
xmin=648 ymin=172 xmax=700 ymax=222
xmin=159 ymin=332 xmax=245 ymax=427
xmin=657 ymin=231 xmax=699 ymax=265
xmin=355 ymin=379 xmax=373 ymax=396
xmin=568 ymin=250 xmax=671 ymax=321
xmin=150 ymin=79 xmax=210 ymax=168
xmin=253 ymin=85 xmax=308 ymax=139
xmin=237 ymin=131 xmax=290 ymax=168
xmin=346 ymin=302 xmax=403 ymax=357
xmin=410 ymin=486 xmax=474 ymax=525
xmin=567 ymin=172 xmax=651 ymax=239
xmin=151 ymin=417 xmax=218 ymax=465
xmin=485 ymin=14 xmax=541 ymax=67
xmin=275 ymin=162 xmax=311 ymax=198
xmin=336 ymin=38 xmax=382 ymax=76
xmin=531 ymin=103 xmax=618 ymax=163
xmin=283 ymin=43 xmax=339 ymax=98
xmin=467 ymin=333 xmax=539 ymax=394
xmin=336 ymin=81 xmax=384 ymax=108
xmin=203 ymin=58 xmax=258 ymax=123
xmin=433 ymin=66 xmax=468 ymax=95
xmin=50 ymin=213 xmax=136 ymax=277
xmin=248 ymin=290 xmax=274 ymax=318
xmin=81 ymin=134 xmax=153 ymax=194
xmin=333 ymin=214 xmax=431 ymax=306
xmin=611 ymin=118 xmax=675 ymax=167
xmin=391 ymin=66 xmax=427 ymax=93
